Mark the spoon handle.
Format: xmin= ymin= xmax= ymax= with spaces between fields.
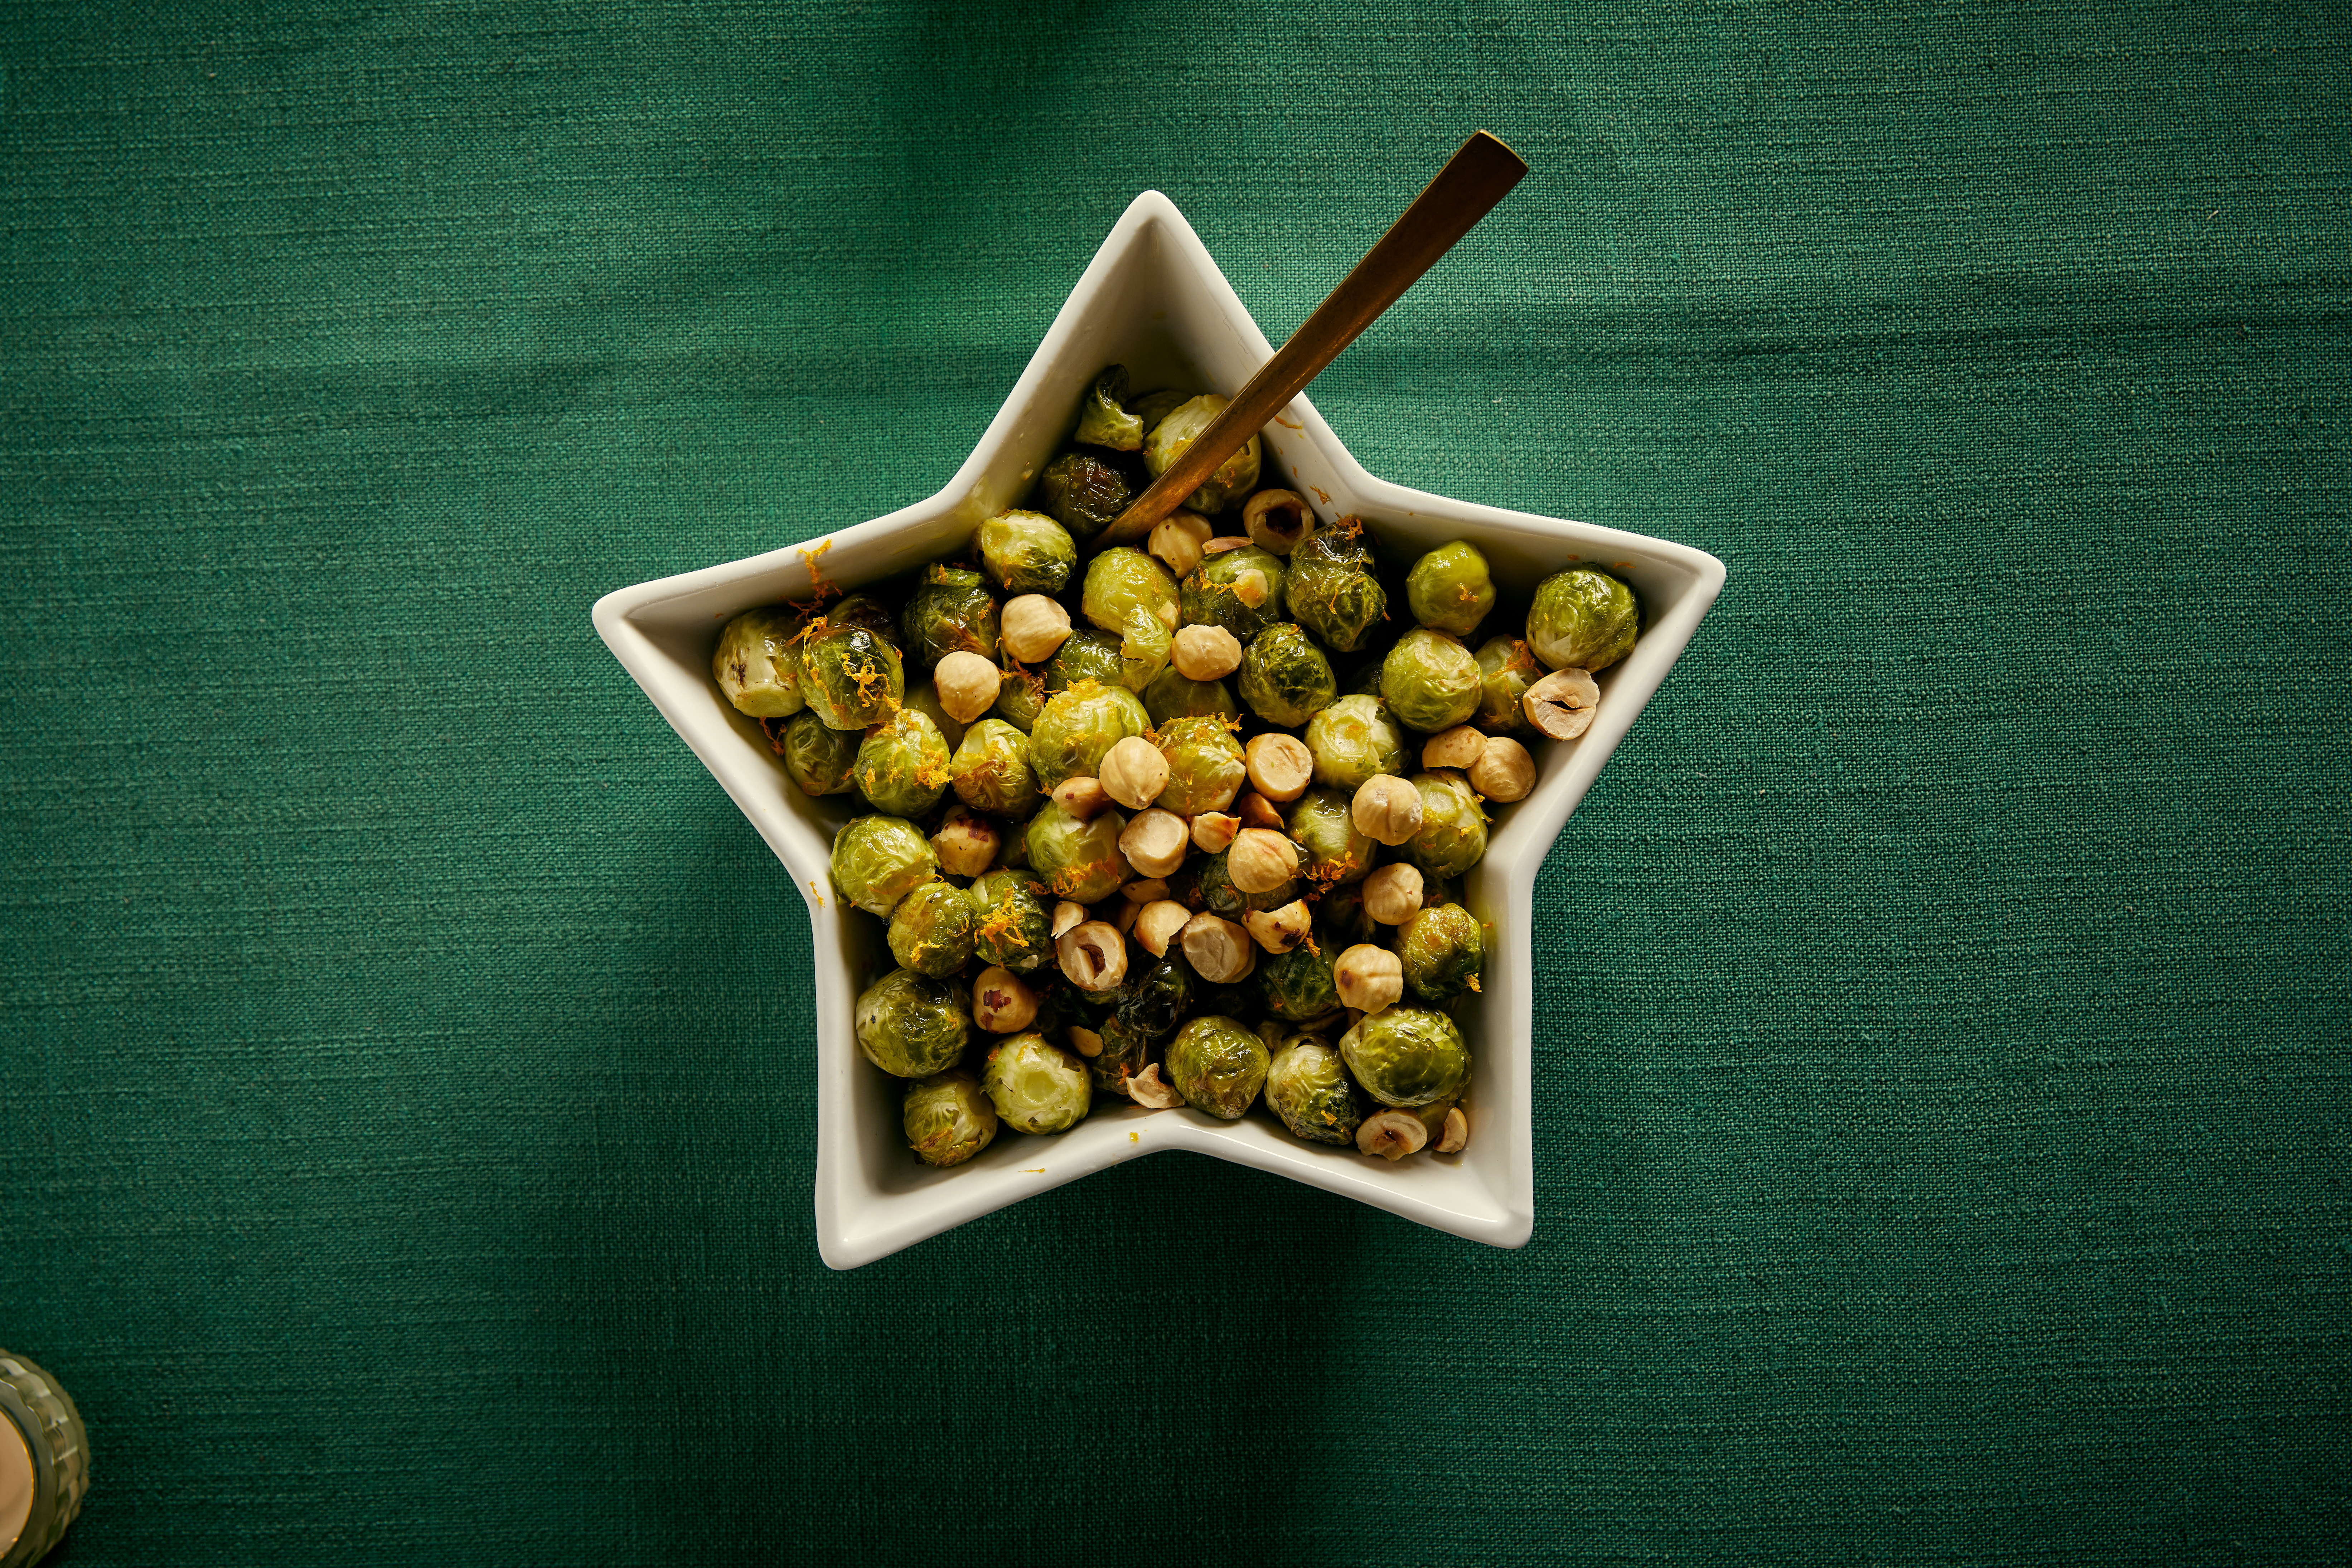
xmin=1098 ymin=130 xmax=1528 ymax=548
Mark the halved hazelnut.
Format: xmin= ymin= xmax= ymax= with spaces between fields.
xmin=1524 ymin=668 xmax=1600 ymax=740
xmin=1243 ymin=900 xmax=1312 ymax=953
xmin=1128 ymin=1062 xmax=1184 ymax=1109
xmin=1069 ymin=1026 xmax=1104 ymax=1058
xmin=1119 ymin=808 xmax=1189 ymax=879
xmin=1242 ymin=488 xmax=1313 ymax=555
xmin=1148 ymin=512 xmax=1214 ymax=578
xmin=1133 ymin=899 xmax=1192 ymax=958
xmin=1243 ymin=733 xmax=1313 ymax=802
xmin=1191 ymin=812 xmax=1241 ymax=854
xmin=1056 ymin=920 xmax=1128 ymax=992
xmin=1435 ymin=1106 xmax=1470 ymax=1154
xmin=1358 ymin=1109 xmax=1428 ymax=1161
xmin=1051 ymin=899 xmax=1087 ymax=939
xmin=1235 ymin=792 xmax=1284 ymax=832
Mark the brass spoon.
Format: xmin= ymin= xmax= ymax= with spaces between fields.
xmin=1097 ymin=129 xmax=1529 ymax=548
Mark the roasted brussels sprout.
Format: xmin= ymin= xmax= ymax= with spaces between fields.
xmin=1074 ymin=364 xmax=1144 ymax=452
xmin=992 ymin=666 xmax=1048 ymax=732
xmin=1402 ymin=772 xmax=1489 ymax=879
xmin=1036 ymin=450 xmax=1134 ymax=541
xmin=1141 ymin=666 xmax=1239 ymax=725
xmin=1153 ymin=716 xmax=1247 ymax=817
xmin=831 ymin=816 xmax=940 ymax=917
xmin=968 ymin=869 xmax=1054 ymax=973
xmin=1313 ymin=880 xmax=1378 ymax=951
xmin=1287 ymin=786 xmax=1375 ymax=887
xmin=1255 ymin=942 xmax=1341 ymax=1023
xmin=1027 ymin=682 xmax=1151 ymax=790
xmin=1338 ymin=1005 xmax=1471 ymax=1108
xmin=1044 ymin=627 xmax=1129 ymax=695
xmin=1264 ymin=1036 xmax=1363 ymax=1146
xmin=1024 ymin=799 xmax=1129 ymax=903
xmin=1194 ymin=846 xmax=1299 ymax=918
xmin=1404 ymin=541 xmax=1496 ymax=639
xmin=713 ymin=605 xmax=808 ymax=717
xmin=904 ymin=1072 xmax=998 ymax=1168
xmin=1115 ymin=951 xmax=1195 ymax=1046
xmin=853 ymin=707 xmax=952 ymax=817
xmin=888 ymin=878 xmax=977 ymax=978
xmin=1081 ymin=547 xmax=1180 ymax=638
xmin=950 ymin=717 xmax=1043 ymax=818
xmin=775 ymin=710 xmax=859 ymax=796
xmin=1527 ymin=567 xmax=1640 ymax=673
xmin=1237 ymin=621 xmax=1338 ymax=729
xmin=1180 ymin=543 xmax=1288 ymax=643
xmin=1473 ymin=635 xmax=1540 ymax=734
xmin=1143 ymin=394 xmax=1261 ymax=515
xmin=1284 ymin=526 xmax=1387 ymax=652
xmin=854 ymin=967 xmax=972 ymax=1079
xmin=1379 ymin=628 xmax=1482 ymax=734
xmin=977 ymin=510 xmax=1078 ymax=595
xmin=1303 ymin=693 xmax=1407 ymax=790
xmin=1114 ymin=606 xmax=1171 ymax=693
xmin=824 ymin=593 xmax=900 ymax=643
xmin=1088 ymin=1015 xmax=1155 ymax=1096
xmin=1398 ymin=901 xmax=1485 ymax=1002
xmin=982 ymin=1032 xmax=1094 ymax=1134
xmin=1128 ymin=387 xmax=1194 ymax=438
xmin=900 ymin=564 xmax=1000 ymax=673
xmin=800 ymin=614 xmax=905 ymax=730
xmin=1162 ymin=1015 xmax=1268 ymax=1119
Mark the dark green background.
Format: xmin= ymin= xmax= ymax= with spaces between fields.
xmin=4 ymin=2 xmax=2346 ymax=1562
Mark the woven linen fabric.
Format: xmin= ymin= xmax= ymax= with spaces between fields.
xmin=4 ymin=2 xmax=2347 ymax=1563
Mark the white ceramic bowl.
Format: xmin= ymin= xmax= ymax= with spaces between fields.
xmin=593 ymin=191 xmax=1725 ymax=1269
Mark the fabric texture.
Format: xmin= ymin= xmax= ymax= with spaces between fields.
xmin=3 ymin=3 xmax=2347 ymax=1563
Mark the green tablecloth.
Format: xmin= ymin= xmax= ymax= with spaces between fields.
xmin=4 ymin=4 xmax=2346 ymax=1562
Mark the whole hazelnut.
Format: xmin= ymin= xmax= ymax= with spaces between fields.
xmin=1098 ymin=735 xmax=1169 ymax=810
xmin=1467 ymin=736 xmax=1536 ymax=802
xmin=1241 ymin=488 xmax=1313 ymax=555
xmin=1334 ymin=944 xmax=1404 ymax=1012
xmin=1118 ymin=808 xmax=1189 ymax=879
xmin=1179 ymin=911 xmax=1257 ymax=984
xmin=1524 ymin=667 xmax=1601 ymax=740
xmin=1351 ymin=775 xmax=1425 ymax=847
xmin=971 ymin=966 xmax=1039 ymax=1032
xmin=1056 ymin=920 xmax=1129 ymax=992
xmin=1226 ymin=827 xmax=1300 ymax=894
xmin=1148 ymin=512 xmax=1214 ymax=579
xmin=1422 ymin=725 xmax=1487 ymax=772
xmin=1243 ymin=733 xmax=1313 ymax=802
xmin=1362 ymin=862 xmax=1425 ymax=926
xmin=1000 ymin=594 xmax=1073 ymax=664
xmin=929 ymin=805 xmax=999 ymax=878
xmin=1191 ymin=812 xmax=1241 ymax=854
xmin=933 ymin=650 xmax=1002 ymax=725
xmin=1243 ymin=900 xmax=1312 ymax=953
xmin=1171 ymin=623 xmax=1243 ymax=682
xmin=1051 ymin=775 xmax=1112 ymax=820
xmin=1133 ymin=899 xmax=1192 ymax=957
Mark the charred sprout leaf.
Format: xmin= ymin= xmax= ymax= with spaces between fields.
xmin=831 ymin=816 xmax=940 ymax=918
xmin=950 ymin=717 xmax=1043 ymax=818
xmin=1036 ymin=450 xmax=1135 ymax=542
xmin=1399 ymin=901 xmax=1485 ymax=1002
xmin=901 ymin=564 xmax=1000 ymax=674
xmin=777 ymin=710 xmax=859 ymax=796
xmin=1403 ymin=772 xmax=1489 ymax=879
xmin=904 ymin=1071 xmax=998 ymax=1167
xmin=967 ymin=869 xmax=1053 ymax=973
xmin=1074 ymin=365 xmax=1144 ymax=452
xmin=1339 ymin=1005 xmax=1471 ymax=1108
xmin=1023 ymin=799 xmax=1129 ymax=904
xmin=855 ymin=967 xmax=972 ymax=1079
xmin=1143 ymin=394 xmax=1262 ymax=516
xmin=1287 ymin=786 xmax=1374 ymax=887
xmin=1028 ymin=682 xmax=1151 ymax=790
xmin=801 ymin=617 xmax=905 ymax=731
xmin=1154 ymin=716 xmax=1248 ymax=817
xmin=1082 ymin=547 xmax=1180 ymax=638
xmin=1141 ymin=666 xmax=1240 ymax=725
xmin=982 ymin=1031 xmax=1093 ymax=1134
xmin=1180 ymin=543 xmax=1288 ymax=643
xmin=888 ymin=878 xmax=977 ymax=978
xmin=1165 ymin=1015 xmax=1269 ymax=1119
xmin=977 ymin=510 xmax=1079 ymax=595
xmin=713 ymin=605 xmax=808 ymax=717
xmin=1115 ymin=951 xmax=1196 ymax=1046
xmin=1473 ymin=635 xmax=1540 ymax=735
xmin=1237 ymin=621 xmax=1337 ymax=729
xmin=1264 ymin=1036 xmax=1364 ymax=1146
xmin=1527 ymin=567 xmax=1640 ymax=673
xmin=1404 ymin=541 xmax=1496 ymax=640
xmin=853 ymin=706 xmax=952 ymax=817
xmin=1284 ymin=528 xmax=1388 ymax=653
xmin=1303 ymin=693 xmax=1407 ymax=790
xmin=1255 ymin=942 xmax=1341 ymax=1023
xmin=1379 ymin=628 xmax=1483 ymax=734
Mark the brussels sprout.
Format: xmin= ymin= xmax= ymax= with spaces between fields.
xmin=900 ymin=564 xmax=1000 ymax=674
xmin=1036 ymin=450 xmax=1135 ymax=541
xmin=1128 ymin=387 xmax=1195 ymax=439
xmin=1527 ymin=567 xmax=1640 ymax=673
xmin=1044 ymin=627 xmax=1129 ymax=695
xmin=1287 ymin=787 xmax=1374 ymax=887
xmin=1115 ymin=608 xmax=1171 ymax=693
xmin=1237 ymin=622 xmax=1337 ymax=728
xmin=800 ymin=615 xmax=905 ymax=730
xmin=1024 ymin=799 xmax=1129 ymax=904
xmin=1143 ymin=394 xmax=1262 ymax=516
xmin=1340 ymin=640 xmax=1394 ymax=698
xmin=1284 ymin=527 xmax=1388 ymax=653
xmin=968 ymin=869 xmax=1053 ymax=973
xmin=1314 ymin=881 xmax=1378 ymax=950
xmin=853 ymin=707 xmax=952 ymax=817
xmin=1339 ymin=1005 xmax=1470 ymax=1108
xmin=1473 ymin=635 xmax=1540 ymax=734
xmin=1404 ymin=541 xmax=1496 ymax=639
xmin=855 ymin=967 xmax=972 ymax=1078
xmin=1255 ymin=942 xmax=1341 ymax=1023
xmin=950 ymin=717 xmax=1042 ymax=818
xmin=825 ymin=593 xmax=902 ymax=643
xmin=1165 ymin=1015 xmax=1270 ymax=1119
xmin=774 ymin=710 xmax=859 ymax=796
xmin=831 ymin=816 xmax=940 ymax=917
xmin=1180 ymin=544 xmax=1288 ymax=643
xmin=1028 ymin=682 xmax=1151 ymax=789
xmin=1081 ymin=547 xmax=1180 ymax=638
xmin=901 ymin=678 xmax=968 ymax=754
xmin=977 ymin=509 xmax=1078 ymax=595
xmin=1089 ymin=1014 xmax=1155 ymax=1096
xmin=1399 ymin=902 xmax=1484 ymax=1002
xmin=886 ymin=878 xmax=976 ymax=978
xmin=992 ymin=666 xmax=1048 ymax=733
xmin=1264 ymin=1036 xmax=1364 ymax=1147
xmin=1153 ymin=716 xmax=1247 ymax=817
xmin=982 ymin=1031 xmax=1094 ymax=1134
xmin=904 ymin=1071 xmax=998 ymax=1167
xmin=1141 ymin=665 xmax=1239 ymax=725
xmin=1074 ymin=364 xmax=1144 ymax=452
xmin=1303 ymin=694 xmax=1407 ymax=790
xmin=713 ymin=605 xmax=808 ymax=717
xmin=1195 ymin=847 xmax=1298 ymax=918
xmin=1379 ymin=628 xmax=1482 ymax=734
xmin=1114 ymin=950 xmax=1196 ymax=1045
xmin=1402 ymin=772 xmax=1489 ymax=879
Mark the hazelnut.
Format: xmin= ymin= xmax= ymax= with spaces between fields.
xmin=1051 ymin=899 xmax=1087 ymax=939
xmin=1171 ymin=623 xmax=1243 ymax=682
xmin=1362 ymin=863 xmax=1425 ymax=926
xmin=929 ymin=805 xmax=999 ymax=878
xmin=933 ymin=650 xmax=1002 ymax=725
xmin=1235 ymin=792 xmax=1284 ymax=832
xmin=971 ymin=966 xmax=1038 ymax=1032
xmin=1524 ymin=668 xmax=1600 ymax=740
xmin=1148 ymin=512 xmax=1213 ymax=578
xmin=1119 ymin=808 xmax=1190 ymax=879
xmin=1133 ymin=899 xmax=1192 ymax=957
xmin=1226 ymin=827 xmax=1299 ymax=894
xmin=1056 ymin=920 xmax=1128 ymax=992
xmin=1201 ymin=535 xmax=1253 ymax=555
xmin=1243 ymin=899 xmax=1312 ymax=953
xmin=1243 ymin=733 xmax=1313 ymax=802
xmin=1467 ymin=736 xmax=1535 ymax=802
xmin=1069 ymin=1026 xmax=1104 ymax=1058
xmin=1191 ymin=812 xmax=1241 ymax=853
xmin=1351 ymin=775 xmax=1424 ymax=847
xmin=1242 ymin=488 xmax=1313 ymax=555
xmin=1179 ymin=912 xmax=1256 ymax=984
xmin=1111 ymin=898 xmax=1142 ymax=936
xmin=1422 ymin=725 xmax=1487 ymax=771
xmin=1128 ymin=1061 xmax=1185 ymax=1109
xmin=1434 ymin=1105 xmax=1470 ymax=1155
xmin=1334 ymin=944 xmax=1404 ymax=1012
xmin=1098 ymin=735 xmax=1169 ymax=810
xmin=1051 ymin=775 xmax=1112 ymax=820
xmin=1000 ymin=594 xmax=1073 ymax=664
xmin=1121 ymin=878 xmax=1169 ymax=903
xmin=1357 ymin=1109 xmax=1428 ymax=1161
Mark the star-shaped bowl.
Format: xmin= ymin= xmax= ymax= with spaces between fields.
xmin=593 ymin=192 xmax=1724 ymax=1269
